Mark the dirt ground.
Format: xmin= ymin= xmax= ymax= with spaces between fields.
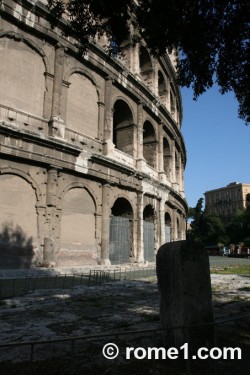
xmin=0 ymin=273 xmax=249 ymax=374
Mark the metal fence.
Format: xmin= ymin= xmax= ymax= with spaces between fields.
xmin=0 ymin=267 xmax=156 ymax=299
xmin=209 ymin=256 xmax=250 ymax=268
xmin=0 ymin=314 xmax=249 ymax=375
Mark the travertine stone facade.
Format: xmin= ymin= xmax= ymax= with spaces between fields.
xmin=0 ymin=0 xmax=187 ymax=268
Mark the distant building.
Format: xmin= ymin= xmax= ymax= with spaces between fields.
xmin=204 ymin=182 xmax=250 ymax=226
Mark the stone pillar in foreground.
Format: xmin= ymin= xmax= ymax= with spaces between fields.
xmin=156 ymin=240 xmax=214 ymax=352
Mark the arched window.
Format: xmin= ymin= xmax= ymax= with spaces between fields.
xmin=143 ymin=121 xmax=157 ymax=168
xmin=60 ymin=187 xmax=96 ymax=265
xmin=109 ymin=198 xmax=133 ymax=264
xmin=0 ymin=38 xmax=45 ymax=117
xmin=0 ymin=174 xmax=38 ymax=268
xmin=139 ymin=46 xmax=153 ymax=88
xmin=158 ymin=71 xmax=167 ymax=100
xmin=113 ymin=100 xmax=135 ymax=156
xmin=66 ymin=73 xmax=98 ymax=138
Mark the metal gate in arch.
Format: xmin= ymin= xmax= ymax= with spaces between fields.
xmin=143 ymin=221 xmax=155 ymax=262
xmin=165 ymin=225 xmax=171 ymax=243
xmin=109 ymin=216 xmax=131 ymax=264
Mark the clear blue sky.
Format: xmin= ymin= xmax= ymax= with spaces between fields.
xmin=181 ymin=84 xmax=250 ymax=209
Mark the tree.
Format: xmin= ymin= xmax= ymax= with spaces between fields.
xmin=226 ymin=206 xmax=250 ymax=244
xmin=47 ymin=0 xmax=249 ymax=123
xmin=187 ymin=197 xmax=204 ymax=241
xmin=199 ymin=211 xmax=229 ymax=245
xmin=188 ymin=198 xmax=228 ymax=245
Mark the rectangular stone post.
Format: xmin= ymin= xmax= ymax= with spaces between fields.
xmin=156 ymin=240 xmax=214 ymax=352
xmin=49 ymin=44 xmax=65 ymax=138
xmin=101 ymin=184 xmax=111 ymax=266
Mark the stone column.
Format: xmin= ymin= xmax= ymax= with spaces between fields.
xmin=131 ymin=44 xmax=140 ymax=75
xmin=43 ymin=167 xmax=58 ymax=266
xmin=171 ymin=138 xmax=176 ymax=183
xmin=158 ymin=122 xmax=167 ymax=184
xmin=136 ymin=192 xmax=144 ymax=263
xmin=159 ymin=198 xmax=166 ymax=245
xmin=49 ymin=44 xmax=65 ymax=138
xmin=158 ymin=123 xmax=164 ymax=172
xmin=97 ymin=101 xmax=105 ymax=140
xmin=179 ymin=159 xmax=185 ymax=196
xmin=172 ymin=208 xmax=177 ymax=241
xmin=136 ymin=101 xmax=146 ymax=170
xmin=43 ymin=73 xmax=54 ymax=121
xmin=101 ymin=184 xmax=111 ymax=265
xmin=103 ymin=77 xmax=114 ymax=155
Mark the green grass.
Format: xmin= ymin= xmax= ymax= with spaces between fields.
xmin=211 ymin=266 xmax=250 ymax=275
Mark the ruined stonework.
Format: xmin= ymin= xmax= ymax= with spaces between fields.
xmin=156 ymin=240 xmax=214 ymax=350
xmin=0 ymin=1 xmax=187 ymax=268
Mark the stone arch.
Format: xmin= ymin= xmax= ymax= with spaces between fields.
xmin=0 ymin=167 xmax=42 ymax=204
xmin=113 ymin=99 xmax=135 ymax=156
xmin=59 ymin=185 xmax=97 ymax=266
xmin=143 ymin=204 xmax=155 ymax=262
xmin=110 ymin=191 xmax=135 ymax=215
xmin=143 ymin=120 xmax=157 ymax=168
xmin=66 ymin=71 xmax=99 ymax=138
xmin=158 ymin=70 xmax=167 ymax=100
xmin=59 ymin=182 xmax=98 ymax=212
xmin=0 ymin=172 xmax=39 ymax=268
xmin=64 ymin=67 xmax=99 ymax=91
xmin=139 ymin=45 xmax=154 ymax=90
xmin=109 ymin=197 xmax=134 ymax=264
xmin=0 ymin=33 xmax=47 ymax=117
xmin=0 ymin=31 xmax=51 ymax=73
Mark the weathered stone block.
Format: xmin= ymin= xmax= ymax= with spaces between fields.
xmin=156 ymin=240 xmax=214 ymax=352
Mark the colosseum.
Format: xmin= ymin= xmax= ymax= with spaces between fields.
xmin=0 ymin=0 xmax=187 ymax=268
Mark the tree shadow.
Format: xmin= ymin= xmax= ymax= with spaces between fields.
xmin=0 ymin=222 xmax=34 ymax=269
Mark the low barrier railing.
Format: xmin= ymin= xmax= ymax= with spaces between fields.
xmin=0 ymin=314 xmax=249 ymax=375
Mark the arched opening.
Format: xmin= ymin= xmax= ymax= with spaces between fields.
xmin=158 ymin=71 xmax=167 ymax=100
xmin=113 ymin=100 xmax=135 ymax=156
xmin=163 ymin=137 xmax=171 ymax=178
xmin=0 ymin=38 xmax=45 ymax=117
xmin=139 ymin=46 xmax=153 ymax=87
xmin=109 ymin=198 xmax=133 ymax=264
xmin=60 ymin=187 xmax=96 ymax=266
xmin=165 ymin=212 xmax=172 ymax=243
xmin=66 ymin=73 xmax=98 ymax=138
xmin=0 ymin=174 xmax=37 ymax=269
xmin=143 ymin=121 xmax=157 ymax=168
xmin=143 ymin=204 xmax=155 ymax=262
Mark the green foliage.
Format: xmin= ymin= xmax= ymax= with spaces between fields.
xmin=188 ymin=198 xmax=228 ymax=246
xmin=47 ymin=0 xmax=249 ymax=123
xmin=189 ymin=197 xmax=250 ymax=246
xmin=226 ymin=206 xmax=250 ymax=244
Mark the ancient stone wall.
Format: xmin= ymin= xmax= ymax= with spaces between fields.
xmin=0 ymin=0 xmax=187 ymax=268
